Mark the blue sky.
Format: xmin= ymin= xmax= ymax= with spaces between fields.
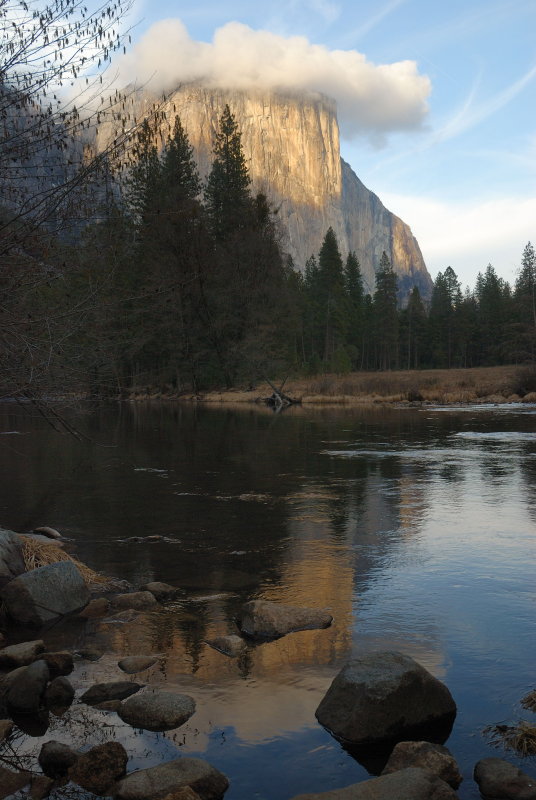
xmin=120 ymin=0 xmax=536 ymax=289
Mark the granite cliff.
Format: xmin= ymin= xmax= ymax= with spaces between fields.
xmin=102 ymin=84 xmax=432 ymax=296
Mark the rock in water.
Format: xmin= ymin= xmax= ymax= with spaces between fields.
xmin=315 ymin=651 xmax=456 ymax=744
xmin=0 ymin=766 xmax=31 ymax=797
xmin=118 ymin=687 xmax=196 ymax=731
xmin=38 ymin=740 xmax=79 ymax=778
xmin=69 ymin=742 xmax=128 ymax=794
xmin=382 ymin=741 xmax=462 ymax=788
xmin=0 ymin=562 xmax=90 ymax=628
xmin=205 ymin=635 xmax=247 ymax=658
xmin=0 ymin=640 xmax=45 ymax=668
xmin=118 ymin=655 xmax=159 ymax=674
xmin=112 ymin=591 xmax=158 ymax=610
xmin=141 ymin=581 xmax=180 ymax=601
xmin=115 ymin=757 xmax=229 ymax=800
xmin=6 ymin=660 xmax=50 ymax=714
xmin=0 ymin=528 xmax=25 ymax=588
xmin=473 ymin=758 xmax=536 ymax=800
xmin=289 ymin=767 xmax=458 ymax=800
xmin=79 ymin=681 xmax=142 ymax=706
xmin=239 ymin=600 xmax=333 ymax=640
xmin=40 ymin=651 xmax=74 ymax=677
xmin=44 ymin=676 xmax=75 ymax=709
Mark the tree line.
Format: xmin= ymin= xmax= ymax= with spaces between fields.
xmin=2 ymin=99 xmax=536 ymax=399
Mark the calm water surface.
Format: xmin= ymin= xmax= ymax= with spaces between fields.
xmin=0 ymin=401 xmax=535 ymax=798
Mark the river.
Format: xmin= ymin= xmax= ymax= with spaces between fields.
xmin=0 ymin=400 xmax=535 ymax=798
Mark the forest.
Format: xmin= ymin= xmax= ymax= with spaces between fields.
xmin=3 ymin=99 xmax=535 ymax=400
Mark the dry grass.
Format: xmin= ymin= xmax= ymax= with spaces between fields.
xmin=190 ymin=365 xmax=528 ymax=406
xmin=521 ymin=690 xmax=536 ymax=712
xmin=19 ymin=535 xmax=112 ymax=590
xmin=485 ymin=721 xmax=536 ymax=756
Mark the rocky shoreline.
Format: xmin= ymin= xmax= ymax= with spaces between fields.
xmin=1 ymin=526 xmax=535 ymax=799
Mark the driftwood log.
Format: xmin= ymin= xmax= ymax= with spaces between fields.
xmin=262 ymin=378 xmax=301 ymax=411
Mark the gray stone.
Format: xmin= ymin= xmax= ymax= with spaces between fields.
xmin=0 ymin=639 xmax=45 ymax=667
xmin=205 ymin=635 xmax=247 ymax=658
xmin=6 ymin=659 xmax=50 ymax=714
xmin=474 ymin=757 xmax=536 ymax=799
xmin=290 ymin=767 xmax=458 ymax=800
xmin=0 ymin=528 xmax=25 ymax=588
xmin=0 ymin=561 xmax=90 ymax=628
xmin=33 ymin=526 xmax=62 ymax=540
xmin=239 ymin=600 xmax=333 ymax=640
xmin=115 ymin=757 xmax=229 ymax=800
xmin=40 ymin=651 xmax=74 ymax=677
xmin=118 ymin=687 xmax=196 ymax=731
xmin=112 ymin=591 xmax=158 ymax=610
xmin=118 ymin=655 xmax=159 ymax=674
xmin=0 ymin=766 xmax=32 ymax=799
xmin=315 ymin=651 xmax=456 ymax=744
xmin=69 ymin=741 xmax=128 ymax=794
xmin=44 ymin=676 xmax=75 ymax=709
xmin=38 ymin=740 xmax=79 ymax=778
xmin=80 ymin=680 xmax=142 ymax=706
xmin=141 ymin=581 xmax=180 ymax=601
xmin=382 ymin=741 xmax=462 ymax=788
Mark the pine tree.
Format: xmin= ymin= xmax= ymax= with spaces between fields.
xmin=204 ymin=105 xmax=252 ymax=240
xmin=514 ymin=242 xmax=536 ymax=361
xmin=343 ymin=251 xmax=364 ymax=368
xmin=162 ymin=116 xmax=201 ymax=203
xmin=399 ymin=286 xmax=427 ymax=369
xmin=373 ymin=251 xmax=399 ymax=370
xmin=317 ymin=228 xmax=347 ymax=365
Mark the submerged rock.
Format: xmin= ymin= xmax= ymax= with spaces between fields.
xmin=473 ymin=757 xmax=536 ymax=799
xmin=115 ymin=757 xmax=229 ymax=800
xmin=0 ymin=561 xmax=90 ymax=628
xmin=118 ymin=655 xmax=159 ymax=674
xmin=290 ymin=767 xmax=458 ymax=799
xmin=141 ymin=581 xmax=180 ymax=601
xmin=382 ymin=741 xmax=462 ymax=788
xmin=112 ymin=591 xmax=158 ymax=610
xmin=239 ymin=600 xmax=333 ymax=640
xmin=38 ymin=740 xmax=79 ymax=778
xmin=69 ymin=741 xmax=128 ymax=794
xmin=0 ymin=639 xmax=45 ymax=668
xmin=79 ymin=680 xmax=142 ymax=706
xmin=315 ymin=651 xmax=456 ymax=745
xmin=205 ymin=635 xmax=247 ymax=658
xmin=118 ymin=687 xmax=196 ymax=731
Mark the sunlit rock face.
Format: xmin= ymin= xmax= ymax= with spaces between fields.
xmin=101 ymin=84 xmax=432 ymax=297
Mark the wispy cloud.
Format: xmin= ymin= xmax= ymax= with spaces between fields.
xmin=339 ymin=0 xmax=408 ymax=45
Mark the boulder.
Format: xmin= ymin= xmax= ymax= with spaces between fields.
xmin=382 ymin=741 xmax=462 ymax=788
xmin=29 ymin=775 xmax=54 ymax=800
xmin=141 ymin=581 xmax=180 ymax=601
xmin=79 ymin=680 xmax=142 ymax=706
xmin=0 ymin=639 xmax=45 ymax=668
xmin=315 ymin=651 xmax=456 ymax=744
xmin=115 ymin=757 xmax=229 ymax=800
xmin=6 ymin=659 xmax=50 ymax=714
xmin=0 ymin=719 xmax=13 ymax=742
xmin=118 ymin=655 xmax=159 ymax=674
xmin=289 ymin=767 xmax=458 ymax=800
xmin=163 ymin=790 xmax=202 ymax=800
xmin=112 ymin=591 xmax=158 ymax=610
xmin=44 ymin=676 xmax=75 ymax=709
xmin=79 ymin=596 xmax=110 ymax=618
xmin=0 ymin=766 xmax=31 ymax=799
xmin=33 ymin=526 xmax=62 ymax=540
xmin=38 ymin=740 xmax=79 ymax=778
xmin=40 ymin=651 xmax=74 ymax=677
xmin=69 ymin=741 xmax=128 ymax=794
xmin=118 ymin=687 xmax=196 ymax=731
xmin=473 ymin=757 xmax=536 ymax=799
xmin=239 ymin=600 xmax=333 ymax=639
xmin=0 ymin=561 xmax=90 ymax=628
xmin=205 ymin=635 xmax=247 ymax=658
xmin=0 ymin=528 xmax=25 ymax=589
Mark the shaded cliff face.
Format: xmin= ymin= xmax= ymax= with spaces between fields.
xmin=104 ymin=84 xmax=431 ymax=297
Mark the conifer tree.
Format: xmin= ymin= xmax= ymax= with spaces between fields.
xmin=204 ymin=105 xmax=252 ymax=239
xmin=514 ymin=242 xmax=536 ymax=361
xmin=373 ymin=251 xmax=398 ymax=370
xmin=343 ymin=251 xmax=364 ymax=368
xmin=317 ymin=227 xmax=347 ymax=365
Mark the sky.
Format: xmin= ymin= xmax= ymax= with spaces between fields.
xmin=115 ymin=0 xmax=536 ymax=289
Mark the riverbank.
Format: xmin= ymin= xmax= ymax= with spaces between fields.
xmin=134 ymin=365 xmax=536 ymax=406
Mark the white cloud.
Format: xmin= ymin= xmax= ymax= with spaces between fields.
xmin=380 ymin=192 xmax=536 ymax=286
xmin=113 ymin=19 xmax=431 ymax=138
